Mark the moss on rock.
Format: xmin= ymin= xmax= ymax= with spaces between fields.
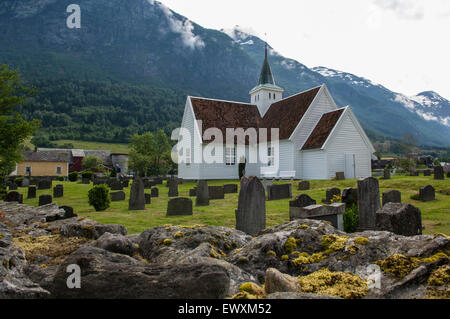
xmin=284 ymin=236 xmax=297 ymax=254
xmin=375 ymin=254 xmax=420 ymax=279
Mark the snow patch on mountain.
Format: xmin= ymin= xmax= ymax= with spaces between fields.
xmin=313 ymin=66 xmax=380 ymax=88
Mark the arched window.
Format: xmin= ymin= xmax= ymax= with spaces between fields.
xmin=269 ymin=93 xmax=272 ymax=99
xmin=273 ymin=94 xmax=276 ymax=99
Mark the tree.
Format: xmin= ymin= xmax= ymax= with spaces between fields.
xmin=129 ymin=132 xmax=154 ymax=177
xmin=82 ymin=156 xmax=102 ymax=171
xmin=152 ymin=129 xmax=170 ymax=176
xmin=0 ymin=65 xmax=40 ymax=198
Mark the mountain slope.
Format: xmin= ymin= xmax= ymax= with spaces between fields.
xmin=0 ymin=0 xmax=449 ymax=146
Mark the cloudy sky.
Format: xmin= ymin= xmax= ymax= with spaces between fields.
xmin=158 ymin=0 xmax=450 ymax=99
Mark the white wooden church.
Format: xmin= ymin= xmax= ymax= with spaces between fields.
xmin=178 ymin=45 xmax=375 ymax=180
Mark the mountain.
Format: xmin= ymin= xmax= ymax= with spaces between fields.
xmin=0 ymin=0 xmax=449 ymax=146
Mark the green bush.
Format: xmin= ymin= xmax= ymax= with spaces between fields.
xmin=58 ymin=176 xmax=65 ymax=181
xmin=110 ymin=169 xmax=117 ymax=178
xmin=14 ymin=177 xmax=24 ymax=186
xmin=82 ymin=171 xmax=94 ymax=180
xmin=69 ymin=171 xmax=78 ymax=182
xmin=410 ymin=194 xmax=420 ymax=201
xmin=447 ymin=171 xmax=450 ymax=178
xmin=343 ymin=204 xmax=359 ymax=233
xmin=88 ymin=185 xmax=111 ymax=212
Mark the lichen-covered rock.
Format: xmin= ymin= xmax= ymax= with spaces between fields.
xmin=93 ymin=232 xmax=137 ymax=256
xmin=50 ymin=246 xmax=230 ymax=299
xmin=60 ymin=221 xmax=127 ymax=240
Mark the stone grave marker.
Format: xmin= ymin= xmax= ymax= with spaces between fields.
xmin=196 ymin=180 xmax=209 ymax=206
xmin=335 ymin=172 xmax=345 ymax=180
xmin=151 ymin=187 xmax=159 ymax=198
xmin=341 ymin=188 xmax=358 ymax=208
xmin=298 ymin=181 xmax=310 ymax=191
xmin=224 ymin=184 xmax=238 ymax=194
xmin=323 ymin=188 xmax=341 ymax=204
xmin=5 ymin=191 xmax=23 ymax=203
xmin=129 ymin=177 xmax=145 ymax=210
xmin=27 ymin=186 xmax=37 ymax=199
xmin=110 ymin=191 xmax=126 ymax=202
xmin=53 ymin=185 xmax=64 ymax=198
xmin=37 ymin=179 xmax=52 ymax=190
xmin=267 ymin=184 xmax=292 ymax=201
xmin=376 ymin=203 xmax=422 ymax=236
xmin=145 ymin=193 xmax=151 ymax=205
xmin=357 ymin=177 xmax=380 ymax=230
xmin=235 ymin=177 xmax=266 ymax=236
xmin=168 ymin=179 xmax=179 ymax=197
xmin=39 ymin=195 xmax=52 ymax=206
xmin=383 ymin=168 xmax=391 ymax=180
xmin=208 ymin=186 xmax=225 ymax=200
xmin=167 ymin=197 xmax=193 ymax=216
xmin=419 ymin=185 xmax=435 ymax=202
xmin=289 ymin=203 xmax=345 ymax=231
xmin=434 ymin=166 xmax=444 ymax=180
xmin=382 ymin=190 xmax=401 ymax=206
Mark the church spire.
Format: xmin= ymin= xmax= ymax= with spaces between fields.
xmin=258 ymin=42 xmax=276 ymax=86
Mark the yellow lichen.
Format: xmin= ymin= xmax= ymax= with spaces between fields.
xmin=162 ymin=239 xmax=172 ymax=246
xmin=238 ymin=256 xmax=249 ymax=263
xmin=419 ymin=252 xmax=449 ymax=264
xmin=233 ymin=248 xmax=243 ymax=254
xmin=39 ymin=264 xmax=47 ymax=269
xmin=0 ymin=234 xmax=5 ymax=240
xmin=266 ymin=250 xmax=277 ymax=257
xmin=281 ymin=255 xmax=289 ymax=261
xmin=209 ymin=248 xmax=225 ymax=259
xmin=347 ymin=244 xmax=358 ymax=255
xmin=239 ymin=282 xmax=265 ymax=297
xmin=284 ymin=236 xmax=297 ymax=254
xmin=292 ymin=252 xmax=326 ymax=266
xmin=375 ymin=254 xmax=420 ymax=279
xmin=297 ymin=268 xmax=368 ymax=299
xmin=231 ymin=292 xmax=258 ymax=299
xmin=173 ymin=232 xmax=184 ymax=239
xmin=354 ymin=237 xmax=369 ymax=245
xmin=426 ymin=265 xmax=450 ymax=299
xmin=297 ymin=225 xmax=310 ymax=230
xmin=322 ymin=234 xmax=349 ymax=252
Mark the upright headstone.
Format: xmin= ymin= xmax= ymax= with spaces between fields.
xmin=298 ymin=181 xmax=310 ymax=191
xmin=151 ymin=187 xmax=159 ymax=198
xmin=9 ymin=184 xmax=18 ymax=191
xmin=60 ymin=206 xmax=77 ymax=219
xmin=27 ymin=186 xmax=37 ymax=199
xmin=341 ymin=188 xmax=358 ymax=208
xmin=424 ymin=169 xmax=432 ymax=177
xmin=382 ymin=190 xmax=401 ymax=206
xmin=53 ymin=185 xmax=64 ymax=198
xmin=208 ymin=186 xmax=225 ymax=200
xmin=434 ymin=166 xmax=444 ymax=180
xmin=376 ymin=203 xmax=422 ymax=236
xmin=324 ymin=188 xmax=341 ymax=204
xmin=5 ymin=191 xmax=23 ymax=203
xmin=267 ymin=184 xmax=292 ymax=201
xmin=168 ymin=179 xmax=179 ymax=197
xmin=110 ymin=191 xmax=126 ymax=202
xmin=145 ymin=193 xmax=151 ymax=205
xmin=419 ymin=185 xmax=435 ymax=202
xmin=37 ymin=179 xmax=52 ymax=190
xmin=121 ymin=179 xmax=130 ymax=188
xmin=235 ymin=177 xmax=266 ymax=236
xmin=167 ymin=198 xmax=193 ymax=216
xmin=224 ymin=184 xmax=238 ymax=194
xmin=108 ymin=180 xmax=123 ymax=191
xmin=357 ymin=177 xmax=380 ymax=230
xmin=39 ymin=195 xmax=52 ymax=206
xmin=289 ymin=194 xmax=316 ymax=208
xmin=410 ymin=170 xmax=419 ymax=177
xmin=129 ymin=177 xmax=145 ymax=210
xmin=196 ymin=180 xmax=209 ymax=206
xmin=383 ymin=168 xmax=391 ymax=180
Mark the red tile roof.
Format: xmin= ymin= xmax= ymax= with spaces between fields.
xmin=190 ymin=86 xmax=321 ymax=143
xmin=302 ymin=108 xmax=345 ymax=150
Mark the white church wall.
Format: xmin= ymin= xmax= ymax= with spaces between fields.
xmin=301 ymin=149 xmax=328 ymax=180
xmin=177 ymin=99 xmax=200 ymax=180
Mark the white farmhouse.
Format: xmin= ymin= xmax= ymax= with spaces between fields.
xmin=177 ymin=45 xmax=375 ymax=180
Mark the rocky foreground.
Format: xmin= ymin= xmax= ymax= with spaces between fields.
xmin=0 ymin=202 xmax=448 ymax=299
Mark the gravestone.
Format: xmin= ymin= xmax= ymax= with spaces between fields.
xmin=37 ymin=179 xmax=52 ymax=190
xmin=410 ymin=170 xmax=419 ymax=177
xmin=196 ymin=180 xmax=209 ymax=206
xmin=154 ymin=177 xmax=163 ymax=185
xmin=93 ymin=177 xmax=108 ymax=186
xmin=9 ymin=184 xmax=18 ymax=191
xmin=235 ymin=177 xmax=266 ymax=236
xmin=5 ymin=191 xmax=23 ymax=203
xmin=419 ymin=185 xmax=435 ymax=202
xmin=382 ymin=190 xmax=402 ymax=206
xmin=324 ymin=188 xmax=341 ymax=204
xmin=167 ymin=197 xmax=193 ymax=216
xmin=267 ymin=184 xmax=292 ymax=201
xmin=22 ymin=178 xmax=30 ymax=188
xmin=60 ymin=206 xmax=77 ymax=219
xmin=145 ymin=193 xmax=151 ymax=205
xmin=209 ymin=186 xmax=225 ymax=200
xmin=341 ymin=188 xmax=358 ymax=208
xmin=143 ymin=178 xmax=154 ymax=189
xmin=110 ymin=191 xmax=126 ymax=202
xmin=39 ymin=195 xmax=52 ymax=206
xmin=151 ymin=187 xmax=159 ymax=198
xmin=434 ymin=166 xmax=444 ymax=180
xmin=335 ymin=172 xmax=345 ymax=180
xmin=189 ymin=188 xmax=197 ymax=197
xmin=168 ymin=179 xmax=179 ymax=197
xmin=27 ymin=186 xmax=37 ymax=199
xmin=289 ymin=203 xmax=345 ymax=231
xmin=121 ymin=180 xmax=130 ymax=188
xmin=128 ymin=177 xmax=145 ymax=210
xmin=53 ymin=185 xmax=64 ymax=198
xmin=298 ymin=181 xmax=310 ymax=191
xmin=224 ymin=184 xmax=238 ymax=194
xmin=357 ymin=177 xmax=380 ymax=230
xmin=109 ymin=180 xmax=123 ymax=191
xmin=82 ymin=178 xmax=91 ymax=184
xmin=376 ymin=203 xmax=422 ymax=236
xmin=424 ymin=169 xmax=432 ymax=177
xmin=289 ymin=194 xmax=316 ymax=208
xmin=383 ymin=168 xmax=391 ymax=180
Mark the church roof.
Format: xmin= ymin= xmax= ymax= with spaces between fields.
xmin=302 ymin=108 xmax=345 ymax=150
xmin=190 ymin=86 xmax=322 ymax=143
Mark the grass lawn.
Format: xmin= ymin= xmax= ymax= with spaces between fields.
xmin=6 ymin=175 xmax=450 ymax=235
xmin=53 ymin=140 xmax=129 ymax=154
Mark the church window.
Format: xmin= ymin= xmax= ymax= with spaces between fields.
xmin=225 ymin=146 xmax=236 ymax=166
xmin=186 ymin=148 xmax=191 ymax=166
xmin=268 ymin=146 xmax=275 ymax=167
xmin=269 ymin=93 xmax=271 ymax=99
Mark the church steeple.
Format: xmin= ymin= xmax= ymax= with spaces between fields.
xmin=249 ymin=43 xmax=284 ymax=116
xmin=258 ymin=43 xmax=276 ymax=86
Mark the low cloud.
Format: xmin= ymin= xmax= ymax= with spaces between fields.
xmin=152 ymin=1 xmax=205 ymax=50
xmin=372 ymin=0 xmax=424 ymax=20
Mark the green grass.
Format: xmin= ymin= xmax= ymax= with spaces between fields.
xmin=53 ymin=140 xmax=129 ymax=154
xmin=5 ymin=175 xmax=450 ymax=235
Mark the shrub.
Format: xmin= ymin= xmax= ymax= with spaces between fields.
xmin=58 ymin=176 xmax=65 ymax=181
xmin=110 ymin=169 xmax=117 ymax=178
xmin=14 ymin=177 xmax=24 ymax=186
xmin=82 ymin=171 xmax=94 ymax=180
xmin=68 ymin=171 xmax=78 ymax=182
xmin=343 ymin=204 xmax=359 ymax=233
xmin=447 ymin=171 xmax=450 ymax=178
xmin=82 ymin=156 xmax=102 ymax=171
xmin=88 ymin=185 xmax=111 ymax=212
xmin=410 ymin=194 xmax=420 ymax=201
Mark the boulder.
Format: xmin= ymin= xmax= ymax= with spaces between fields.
xmin=375 ymin=203 xmax=422 ymax=236
xmin=93 ymin=232 xmax=137 ymax=256
xmin=264 ymin=268 xmax=300 ymax=294
xmin=60 ymin=222 xmax=127 ymax=240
